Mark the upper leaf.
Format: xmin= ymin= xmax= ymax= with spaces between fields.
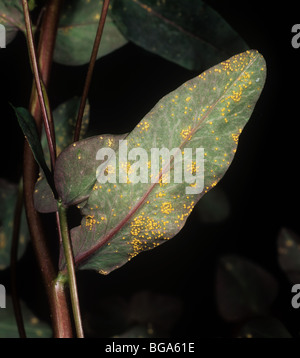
xmin=0 ymin=1 xmax=24 ymax=45
xmin=111 ymin=0 xmax=248 ymax=70
xmin=55 ymin=50 xmax=266 ymax=274
xmin=54 ymin=0 xmax=128 ymax=66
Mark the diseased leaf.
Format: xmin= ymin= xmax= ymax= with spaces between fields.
xmin=54 ymin=0 xmax=128 ymax=66
xmin=237 ymin=317 xmax=292 ymax=338
xmin=0 ymin=296 xmax=52 ymax=338
xmin=34 ymin=97 xmax=91 ymax=213
xmin=277 ymin=227 xmax=300 ymax=284
xmin=216 ymin=255 xmax=278 ymax=322
xmin=111 ymin=0 xmax=248 ymax=71
xmin=0 ymin=179 xmax=29 ymax=270
xmin=55 ymin=50 xmax=266 ymax=274
xmin=0 ymin=1 xmax=24 ymax=46
xmin=37 ymin=134 xmax=127 ymax=213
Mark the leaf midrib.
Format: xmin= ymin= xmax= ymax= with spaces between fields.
xmin=74 ymin=52 xmax=260 ymax=268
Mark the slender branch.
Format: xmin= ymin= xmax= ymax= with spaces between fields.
xmin=10 ymin=179 xmax=26 ymax=338
xmin=22 ymin=0 xmax=73 ymax=337
xmin=22 ymin=0 xmax=56 ymax=171
xmin=58 ymin=201 xmax=84 ymax=338
xmin=73 ymin=0 xmax=110 ymax=142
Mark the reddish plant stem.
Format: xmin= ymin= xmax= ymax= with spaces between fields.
xmin=73 ymin=0 xmax=110 ymax=142
xmin=22 ymin=0 xmax=57 ymax=171
xmin=22 ymin=0 xmax=73 ymax=337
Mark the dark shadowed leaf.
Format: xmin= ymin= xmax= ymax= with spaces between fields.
xmin=34 ymin=97 xmax=90 ymax=213
xmin=55 ymin=50 xmax=266 ymax=274
xmin=0 ymin=1 xmax=24 ymax=46
xmin=12 ymin=106 xmax=54 ymax=193
xmin=111 ymin=0 xmax=248 ymax=71
xmin=54 ymin=0 xmax=128 ymax=66
xmin=0 ymin=179 xmax=29 ymax=270
xmin=195 ymin=186 xmax=230 ymax=223
xmin=0 ymin=296 xmax=52 ymax=337
xmin=216 ymin=255 xmax=278 ymax=322
xmin=113 ymin=324 xmax=155 ymax=338
xmin=237 ymin=317 xmax=292 ymax=338
xmin=84 ymin=290 xmax=181 ymax=337
xmin=128 ymin=290 xmax=182 ymax=334
xmin=278 ymin=227 xmax=300 ymax=284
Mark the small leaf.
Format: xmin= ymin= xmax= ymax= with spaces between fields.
xmin=34 ymin=97 xmax=91 ymax=213
xmin=195 ymin=186 xmax=230 ymax=223
xmin=277 ymin=227 xmax=300 ymax=284
xmin=237 ymin=317 xmax=292 ymax=338
xmin=54 ymin=0 xmax=128 ymax=66
xmin=55 ymin=134 xmax=127 ymax=206
xmin=28 ymin=0 xmax=37 ymax=11
xmin=36 ymin=134 xmax=127 ymax=213
xmin=55 ymin=50 xmax=266 ymax=274
xmin=0 ymin=296 xmax=52 ymax=338
xmin=0 ymin=179 xmax=29 ymax=270
xmin=0 ymin=1 xmax=25 ymax=45
xmin=111 ymin=0 xmax=248 ymax=71
xmin=55 ymin=133 xmax=128 ymax=207
xmin=216 ymin=255 xmax=278 ymax=322
xmin=12 ymin=106 xmax=54 ymax=192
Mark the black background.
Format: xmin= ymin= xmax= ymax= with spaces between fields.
xmin=0 ymin=0 xmax=299 ymax=339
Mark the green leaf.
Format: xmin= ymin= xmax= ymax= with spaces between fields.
xmin=12 ymin=106 xmax=54 ymax=192
xmin=277 ymin=227 xmax=300 ymax=284
xmin=216 ymin=255 xmax=278 ymax=322
xmin=0 ymin=179 xmax=29 ymax=270
xmin=0 ymin=296 xmax=52 ymax=337
xmin=111 ymin=0 xmax=248 ymax=71
xmin=0 ymin=1 xmax=24 ymax=45
xmin=28 ymin=0 xmax=37 ymax=11
xmin=54 ymin=50 xmax=266 ymax=274
xmin=237 ymin=317 xmax=292 ymax=338
xmin=54 ymin=0 xmax=128 ymax=66
xmin=34 ymin=97 xmax=91 ymax=213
